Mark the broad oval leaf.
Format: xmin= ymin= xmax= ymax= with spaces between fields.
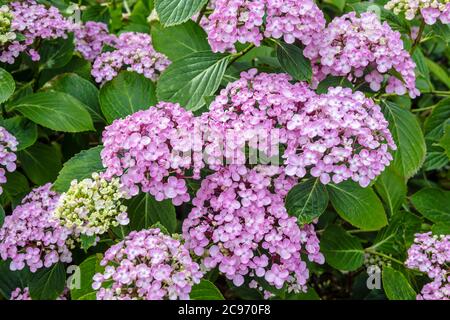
xmin=382 ymin=266 xmax=416 ymax=300
xmin=126 ymin=193 xmax=177 ymax=234
xmin=53 ymin=146 xmax=105 ymax=193
xmin=320 ymin=225 xmax=365 ymax=271
xmin=382 ymin=101 xmax=426 ymax=178
xmin=18 ymin=143 xmax=62 ymax=185
xmin=99 ymin=71 xmax=157 ymax=123
xmin=157 ymin=51 xmax=230 ymax=111
xmin=285 ymin=178 xmax=329 ymax=224
xmin=411 ymin=188 xmax=450 ymax=223
xmin=374 ymin=167 xmax=406 ymax=216
xmin=190 ymin=280 xmax=224 ymax=300
xmin=424 ymin=98 xmax=450 ymax=141
xmin=155 ymin=0 xmax=208 ymax=27
xmin=0 ymin=260 xmax=31 ymax=299
xmin=276 ymin=41 xmax=312 ymax=82
xmin=11 ymin=92 xmax=94 ymax=132
xmin=0 ymin=67 xmax=15 ymax=103
xmin=151 ymin=21 xmax=210 ymax=61
xmin=328 ymin=181 xmax=387 ymax=231
xmin=29 ymin=262 xmax=66 ymax=300
xmin=44 ymin=73 xmax=104 ymax=123
xmin=38 ymin=35 xmax=75 ymax=70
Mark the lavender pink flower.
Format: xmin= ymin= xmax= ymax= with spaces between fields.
xmin=101 ymin=102 xmax=202 ymax=205
xmin=0 ymin=1 xmax=73 ymax=64
xmin=406 ymin=232 xmax=449 ymax=300
xmin=0 ymin=126 xmax=18 ymax=195
xmin=182 ymin=165 xmax=324 ymax=293
xmin=203 ymin=0 xmax=325 ymax=53
xmin=91 ymin=32 xmax=170 ymax=83
xmin=304 ymin=12 xmax=419 ymax=98
xmin=0 ymin=184 xmax=72 ymax=272
xmin=10 ymin=287 xmax=68 ymax=300
xmin=74 ymin=21 xmax=116 ymax=62
xmin=92 ymin=228 xmax=203 ymax=300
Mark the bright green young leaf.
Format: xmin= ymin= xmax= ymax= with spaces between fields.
xmin=285 ymin=178 xmax=329 ymax=224
xmin=0 ymin=67 xmax=15 ymax=103
xmin=382 ymin=101 xmax=426 ymax=178
xmin=328 ymin=181 xmax=387 ymax=230
xmin=190 ymin=280 xmax=225 ymax=300
xmin=18 ymin=143 xmax=62 ymax=185
xmin=127 ymin=193 xmax=177 ymax=234
xmin=53 ymin=146 xmax=104 ymax=193
xmin=382 ymin=266 xmax=416 ymax=300
xmin=11 ymin=92 xmax=95 ymax=132
xmin=411 ymin=188 xmax=450 ymax=223
xmin=155 ymin=0 xmax=208 ymax=26
xmin=321 ymin=225 xmax=365 ymax=271
xmin=157 ymin=51 xmax=230 ymax=111
xmin=99 ymin=71 xmax=157 ymax=123
xmin=29 ymin=262 xmax=66 ymax=300
xmin=151 ymin=21 xmax=210 ymax=61
xmin=0 ymin=116 xmax=37 ymax=151
xmin=276 ymin=41 xmax=312 ymax=82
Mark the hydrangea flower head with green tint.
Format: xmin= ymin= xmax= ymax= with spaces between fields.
xmin=385 ymin=0 xmax=450 ymax=24
xmin=0 ymin=5 xmax=15 ymax=45
xmin=54 ymin=172 xmax=130 ymax=239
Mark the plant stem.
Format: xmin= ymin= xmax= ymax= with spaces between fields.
xmin=196 ymin=2 xmax=208 ymax=24
xmin=410 ymin=20 xmax=426 ymax=55
xmin=412 ymin=103 xmax=437 ymax=113
xmin=365 ymin=249 xmax=404 ymax=266
xmin=229 ymin=44 xmax=255 ymax=65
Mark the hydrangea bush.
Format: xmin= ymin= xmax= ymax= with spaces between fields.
xmin=0 ymin=0 xmax=449 ymax=301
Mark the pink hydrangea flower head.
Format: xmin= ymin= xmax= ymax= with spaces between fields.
xmin=101 ymin=102 xmax=202 ymax=205
xmin=0 ymin=126 xmax=18 ymax=194
xmin=283 ymin=86 xmax=397 ymax=187
xmin=406 ymin=232 xmax=450 ymax=300
xmin=93 ymin=228 xmax=203 ymax=300
xmin=10 ymin=287 xmax=68 ymax=300
xmin=183 ymin=165 xmax=324 ymax=293
xmin=91 ymin=32 xmax=170 ymax=83
xmin=74 ymin=21 xmax=116 ymax=61
xmin=304 ymin=11 xmax=419 ymax=98
xmin=385 ymin=0 xmax=450 ymax=25
xmin=0 ymin=1 xmax=74 ymax=64
xmin=203 ymin=0 xmax=325 ymax=53
xmin=0 ymin=184 xmax=73 ymax=272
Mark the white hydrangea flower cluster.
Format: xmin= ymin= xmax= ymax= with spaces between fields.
xmin=54 ymin=173 xmax=130 ymax=239
xmin=0 ymin=5 xmax=15 ymax=45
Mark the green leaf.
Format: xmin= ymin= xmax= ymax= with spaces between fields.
xmin=18 ymin=143 xmax=62 ymax=185
xmin=38 ymin=56 xmax=92 ymax=87
xmin=29 ymin=262 xmax=66 ymax=300
xmin=285 ymin=178 xmax=329 ymax=224
xmin=382 ymin=266 xmax=416 ymax=300
xmin=439 ymin=125 xmax=450 ymax=159
xmin=0 ymin=171 xmax=29 ymax=208
xmin=11 ymin=92 xmax=95 ymax=132
xmin=276 ymin=41 xmax=312 ymax=82
xmin=0 ymin=205 xmax=4 ymax=228
xmin=53 ymin=146 xmax=104 ymax=193
xmin=190 ymin=280 xmax=224 ymax=300
xmin=43 ymin=73 xmax=104 ymax=123
xmin=0 ymin=67 xmax=15 ymax=103
xmin=70 ymin=254 xmax=104 ymax=300
xmin=423 ymin=149 xmax=448 ymax=171
xmin=382 ymin=101 xmax=426 ymax=178
xmin=411 ymin=188 xmax=450 ymax=223
xmin=0 ymin=260 xmax=31 ymax=299
xmin=425 ymin=57 xmax=450 ymax=89
xmin=328 ymin=181 xmax=387 ymax=230
xmin=80 ymin=234 xmax=97 ymax=252
xmin=0 ymin=116 xmax=37 ymax=151
xmin=127 ymin=193 xmax=177 ymax=234
xmin=424 ymin=98 xmax=450 ymax=141
xmin=412 ymin=48 xmax=430 ymax=81
xmin=374 ymin=167 xmax=406 ymax=216
xmin=151 ymin=21 xmax=210 ymax=61
xmin=321 ymin=225 xmax=364 ymax=271
xmin=155 ymin=0 xmax=208 ymax=26
xmin=38 ymin=35 xmax=75 ymax=69
xmin=432 ymin=222 xmax=450 ymax=235
xmin=99 ymin=71 xmax=157 ymax=123
xmin=324 ymin=0 xmax=346 ymax=11
xmin=157 ymin=51 xmax=230 ymax=111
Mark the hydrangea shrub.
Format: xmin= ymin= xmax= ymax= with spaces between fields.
xmin=0 ymin=0 xmax=449 ymax=301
